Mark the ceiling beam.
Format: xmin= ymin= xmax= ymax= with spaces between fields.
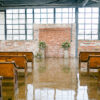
xmin=82 ymin=0 xmax=89 ymax=6
xmin=92 ymin=0 xmax=100 ymax=2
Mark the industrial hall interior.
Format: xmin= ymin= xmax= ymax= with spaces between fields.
xmin=0 ymin=0 xmax=100 ymax=100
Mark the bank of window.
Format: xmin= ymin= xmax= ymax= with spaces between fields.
xmin=34 ymin=8 xmax=54 ymax=24
xmin=27 ymin=9 xmax=33 ymax=40
xmin=6 ymin=9 xmax=26 ymax=40
xmin=55 ymin=8 xmax=75 ymax=24
xmin=78 ymin=7 xmax=99 ymax=40
xmin=0 ymin=12 xmax=5 ymax=40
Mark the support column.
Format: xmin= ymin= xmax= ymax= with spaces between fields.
xmin=98 ymin=8 xmax=100 ymax=40
xmin=75 ymin=8 xmax=78 ymax=57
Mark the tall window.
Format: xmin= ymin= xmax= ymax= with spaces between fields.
xmin=0 ymin=12 xmax=5 ymax=40
xmin=34 ymin=8 xmax=54 ymax=24
xmin=55 ymin=8 xmax=75 ymax=24
xmin=78 ymin=7 xmax=99 ymax=40
xmin=27 ymin=9 xmax=33 ymax=40
xmin=6 ymin=9 xmax=26 ymax=40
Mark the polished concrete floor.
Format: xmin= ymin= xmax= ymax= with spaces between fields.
xmin=1 ymin=58 xmax=100 ymax=100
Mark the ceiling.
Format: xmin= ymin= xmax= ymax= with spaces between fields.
xmin=0 ymin=0 xmax=100 ymax=8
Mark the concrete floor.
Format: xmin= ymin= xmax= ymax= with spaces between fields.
xmin=1 ymin=58 xmax=100 ymax=100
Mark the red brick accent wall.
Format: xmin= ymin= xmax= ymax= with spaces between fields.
xmin=78 ymin=40 xmax=100 ymax=56
xmin=39 ymin=28 xmax=71 ymax=57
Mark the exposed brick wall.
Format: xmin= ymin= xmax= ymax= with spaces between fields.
xmin=34 ymin=24 xmax=76 ymax=58
xmin=0 ymin=40 xmax=39 ymax=55
xmin=78 ymin=40 xmax=100 ymax=56
xmin=39 ymin=28 xmax=71 ymax=57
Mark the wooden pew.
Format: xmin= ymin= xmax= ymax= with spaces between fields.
xmin=17 ymin=52 xmax=34 ymax=69
xmin=0 ymin=62 xmax=17 ymax=84
xmin=0 ymin=62 xmax=18 ymax=100
xmin=0 ymin=62 xmax=18 ymax=95
xmin=0 ymin=55 xmax=27 ymax=74
xmin=0 ymin=52 xmax=34 ymax=69
xmin=0 ymin=76 xmax=3 ymax=100
xmin=79 ymin=52 xmax=100 ymax=69
xmin=87 ymin=55 xmax=100 ymax=73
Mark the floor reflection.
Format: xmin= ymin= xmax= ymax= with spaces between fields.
xmin=1 ymin=58 xmax=100 ymax=100
xmin=33 ymin=58 xmax=77 ymax=100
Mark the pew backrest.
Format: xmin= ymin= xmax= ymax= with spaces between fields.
xmin=0 ymin=62 xmax=17 ymax=78
xmin=0 ymin=52 xmax=34 ymax=62
xmin=0 ymin=56 xmax=27 ymax=70
xmin=88 ymin=55 xmax=100 ymax=68
xmin=17 ymin=52 xmax=33 ymax=62
xmin=79 ymin=52 xmax=100 ymax=62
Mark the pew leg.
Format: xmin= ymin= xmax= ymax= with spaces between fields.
xmin=87 ymin=63 xmax=89 ymax=75
xmin=32 ymin=60 xmax=34 ymax=70
xmin=79 ymin=61 xmax=81 ymax=70
xmin=25 ymin=67 xmax=27 ymax=78
xmin=0 ymin=80 xmax=2 ymax=100
xmin=25 ymin=62 xmax=28 ymax=77
xmin=98 ymin=69 xmax=100 ymax=83
xmin=14 ymin=69 xmax=18 ymax=92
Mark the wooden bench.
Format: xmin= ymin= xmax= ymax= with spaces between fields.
xmin=17 ymin=52 xmax=34 ymax=69
xmin=0 ymin=76 xmax=3 ymax=100
xmin=79 ymin=52 xmax=100 ymax=69
xmin=0 ymin=62 xmax=18 ymax=90
xmin=0 ymin=52 xmax=34 ymax=69
xmin=87 ymin=55 xmax=100 ymax=73
xmin=0 ymin=55 xmax=27 ymax=74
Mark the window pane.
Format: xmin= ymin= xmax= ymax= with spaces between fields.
xmin=48 ymin=9 xmax=53 ymax=13
xmin=27 ymin=35 xmax=33 ymax=40
xmin=27 ymin=30 xmax=33 ymax=34
xmin=34 ymin=19 xmax=40 ymax=24
xmin=13 ymin=35 xmax=19 ymax=40
xmin=7 ymin=9 xmax=13 ymax=13
xmin=7 ymin=14 xmax=12 ymax=19
xmin=0 ymin=25 xmax=4 ymax=30
xmin=78 ymin=30 xmax=84 ymax=34
xmin=48 ymin=19 xmax=54 ymax=24
xmin=79 ymin=25 xmax=84 ymax=29
xmin=56 ymin=19 xmax=61 ymax=24
xmin=20 ymin=30 xmax=25 ymax=34
xmin=13 ymin=9 xmax=18 ymax=13
xmin=34 ymin=9 xmax=40 ymax=13
xmin=7 ymin=35 xmax=12 ymax=40
xmin=13 ymin=14 xmax=18 ymax=19
xmin=41 ymin=19 xmax=47 ymax=24
xmin=13 ymin=19 xmax=18 ymax=24
xmin=19 ymin=14 xmax=25 ymax=18
xmin=92 ymin=35 xmax=98 ymax=40
xmin=0 ymin=35 xmax=5 ymax=40
xmin=27 ymin=9 xmax=33 ymax=13
xmin=27 ymin=14 xmax=33 ymax=18
xmin=20 ymin=35 xmax=25 ymax=40
xmin=19 ymin=9 xmax=25 ymax=13
xmin=85 ymin=30 xmax=91 ymax=34
xmin=85 ymin=35 xmax=91 ymax=40
xmin=78 ymin=35 xmax=84 ymax=40
xmin=7 ymin=30 xmax=12 ymax=34
xmin=13 ymin=30 xmax=19 ymax=34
